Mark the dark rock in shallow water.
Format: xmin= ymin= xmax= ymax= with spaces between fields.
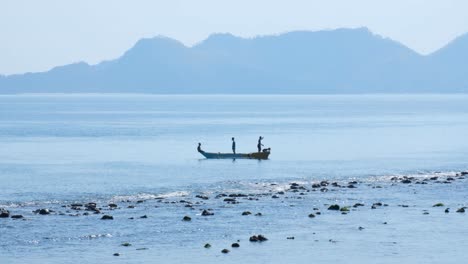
xmin=353 ymin=203 xmax=365 ymax=208
xmin=140 ymin=215 xmax=148 ymax=219
xmin=401 ymin=179 xmax=411 ymax=184
xmin=347 ymin=184 xmax=356 ymax=188
xmin=0 ymin=208 xmax=9 ymax=218
xmin=255 ymin=212 xmax=262 ymax=216
xmin=201 ymin=210 xmax=214 ymax=216
xmin=231 ymin=243 xmax=240 ymax=248
xmin=445 ymin=208 xmax=450 ymax=213
xmin=433 ymin=203 xmax=444 ymax=207
xmin=221 ymin=249 xmax=230 ymax=254
xmin=182 ymin=216 xmax=192 ymax=221
xmin=320 ymin=181 xmax=329 ymax=186
xmin=223 ymin=198 xmax=236 ymax=202
xmin=11 ymin=215 xmax=23 ymax=219
xmin=287 ymin=237 xmax=295 ymax=240
xmin=242 ymin=211 xmax=251 ymax=216
xmin=113 ymin=253 xmax=120 ymax=256
xmin=101 ymin=215 xmax=113 ymax=220
xmin=108 ymin=203 xmax=118 ymax=208
xmin=312 ymin=183 xmax=321 ymax=188
xmin=121 ymin=242 xmax=132 ymax=247
xmin=37 ymin=209 xmax=50 ymax=215
xmin=308 ymin=213 xmax=315 ymax=218
xmin=460 ymin=171 xmax=468 ymax=176
xmin=195 ymin=195 xmax=209 ymax=200
xmin=249 ymin=235 xmax=268 ymax=242
xmin=358 ymin=226 xmax=365 ymax=230
xmin=456 ymin=208 xmax=465 ymax=213
xmin=328 ymin=204 xmax=340 ymax=211
xmin=271 ymin=195 xmax=280 ymax=199
xmin=204 ymin=243 xmax=211 ymax=248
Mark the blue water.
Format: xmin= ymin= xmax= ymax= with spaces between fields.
xmin=1 ymin=94 xmax=468 ymax=263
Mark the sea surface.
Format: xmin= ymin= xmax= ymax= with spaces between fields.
xmin=1 ymin=94 xmax=467 ymax=263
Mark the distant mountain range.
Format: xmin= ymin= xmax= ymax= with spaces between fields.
xmin=1 ymin=27 xmax=468 ymax=93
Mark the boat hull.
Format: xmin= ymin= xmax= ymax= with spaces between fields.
xmin=200 ymin=151 xmax=270 ymax=160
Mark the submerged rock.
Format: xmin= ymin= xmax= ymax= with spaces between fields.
xmin=195 ymin=195 xmax=209 ymax=200
xmin=182 ymin=216 xmax=192 ymax=221
xmin=457 ymin=208 xmax=465 ymax=213
xmin=101 ymin=215 xmax=114 ymax=220
xmin=113 ymin=253 xmax=120 ymax=256
xmin=433 ymin=203 xmax=444 ymax=207
xmin=249 ymin=234 xmax=268 ymax=242
xmin=11 ymin=215 xmax=23 ymax=219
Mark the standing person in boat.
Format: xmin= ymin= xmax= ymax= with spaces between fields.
xmin=197 ymin=142 xmax=204 ymax=153
xmin=257 ymin=136 xmax=264 ymax=152
xmin=232 ymin=137 xmax=236 ymax=154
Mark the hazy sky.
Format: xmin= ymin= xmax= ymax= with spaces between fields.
xmin=1 ymin=0 xmax=468 ymax=75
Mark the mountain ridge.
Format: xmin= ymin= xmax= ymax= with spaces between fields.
xmin=1 ymin=27 xmax=468 ymax=93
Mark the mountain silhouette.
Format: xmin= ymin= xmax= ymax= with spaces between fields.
xmin=1 ymin=28 xmax=467 ymax=93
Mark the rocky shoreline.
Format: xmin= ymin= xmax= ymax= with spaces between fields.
xmin=1 ymin=171 xmax=467 ymax=257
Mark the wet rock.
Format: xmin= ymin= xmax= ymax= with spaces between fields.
xmin=308 ymin=213 xmax=315 ymax=218
xmin=108 ymin=203 xmax=118 ymax=208
xmin=277 ymin=191 xmax=285 ymax=195
xmin=121 ymin=242 xmax=132 ymax=247
xmin=358 ymin=226 xmax=365 ymax=230
xmin=195 ymin=195 xmax=209 ymax=200
xmin=401 ymin=179 xmax=411 ymax=184
xmin=445 ymin=208 xmax=450 ymax=213
xmin=231 ymin=243 xmax=240 ymax=248
xmin=229 ymin=193 xmax=247 ymax=198
xmin=11 ymin=215 xmax=23 ymax=219
xmin=423 ymin=212 xmax=429 ymax=215
xmin=347 ymin=184 xmax=356 ymax=188
xmin=316 ymin=212 xmax=321 ymax=215
xmin=71 ymin=203 xmax=83 ymax=207
xmin=430 ymin=177 xmax=438 ymax=180
xmin=255 ymin=213 xmax=262 ymax=216
xmin=201 ymin=210 xmax=214 ymax=216
xmin=113 ymin=253 xmax=120 ymax=256
xmin=353 ymin=203 xmax=365 ymax=208
xmin=349 ymin=181 xmax=358 ymax=184
xmin=320 ymin=181 xmax=329 ymax=186
xmin=221 ymin=249 xmax=230 ymax=254
xmin=223 ymin=198 xmax=236 ymax=202
xmin=340 ymin=207 xmax=350 ymax=212
xmin=249 ymin=234 xmax=268 ymax=242
xmin=320 ymin=188 xmax=328 ymax=192
xmin=37 ymin=209 xmax=51 ymax=215
xmin=328 ymin=204 xmax=340 ymax=211
xmin=101 ymin=215 xmax=114 ymax=220
xmin=204 ymin=243 xmax=211 ymax=248
xmin=242 ymin=211 xmax=252 ymax=216
xmin=456 ymin=208 xmax=465 ymax=213
xmin=312 ymin=183 xmax=321 ymax=188
xmin=433 ymin=203 xmax=444 ymax=207
xmin=447 ymin=177 xmax=455 ymax=181
xmin=127 ymin=205 xmax=135 ymax=209
xmin=183 ymin=216 xmax=192 ymax=221
xmin=460 ymin=171 xmax=468 ymax=176
xmin=287 ymin=237 xmax=295 ymax=240
xmin=0 ymin=208 xmax=9 ymax=218
xmin=373 ymin=202 xmax=383 ymax=207
xmin=271 ymin=195 xmax=280 ymax=199
xmin=140 ymin=215 xmax=148 ymax=219
xmin=136 ymin=248 xmax=149 ymax=250
xmin=331 ymin=182 xmax=340 ymax=187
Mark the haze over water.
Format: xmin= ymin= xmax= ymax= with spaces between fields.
xmin=1 ymin=94 xmax=468 ymax=263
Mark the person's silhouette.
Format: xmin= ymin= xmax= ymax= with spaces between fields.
xmin=232 ymin=137 xmax=236 ymax=154
xmin=257 ymin=136 xmax=264 ymax=152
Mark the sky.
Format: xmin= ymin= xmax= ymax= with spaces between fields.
xmin=1 ymin=0 xmax=468 ymax=75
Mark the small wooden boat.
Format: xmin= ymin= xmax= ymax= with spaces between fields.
xmin=199 ymin=150 xmax=270 ymax=160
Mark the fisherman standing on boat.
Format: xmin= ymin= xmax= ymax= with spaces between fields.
xmin=257 ymin=136 xmax=263 ymax=152
xmin=232 ymin=137 xmax=236 ymax=154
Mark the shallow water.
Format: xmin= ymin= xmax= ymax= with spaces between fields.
xmin=1 ymin=94 xmax=467 ymax=263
